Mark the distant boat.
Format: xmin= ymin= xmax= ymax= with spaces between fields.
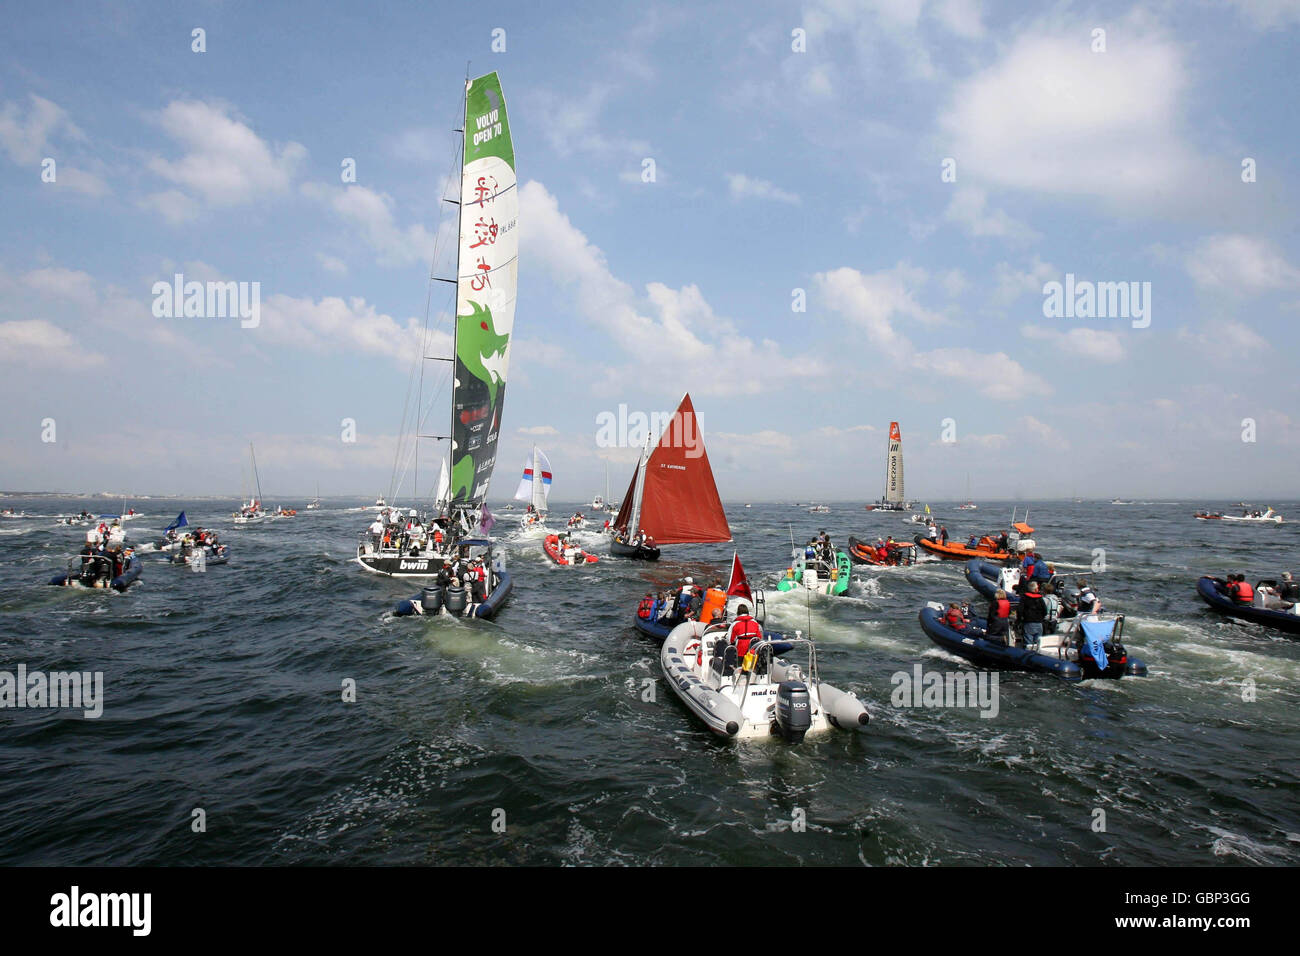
xmin=306 ymin=482 xmax=321 ymax=510
xmin=234 ymin=444 xmax=269 ymax=524
xmin=865 ymin=422 xmax=909 ymax=511
xmin=957 ymin=474 xmax=977 ymax=510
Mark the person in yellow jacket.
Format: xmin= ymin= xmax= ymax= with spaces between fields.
xmin=698 ymin=581 xmax=727 ymax=624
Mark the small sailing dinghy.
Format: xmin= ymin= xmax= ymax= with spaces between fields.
xmin=515 ymin=445 xmax=551 ymax=530
xmin=233 ymin=443 xmax=269 ymax=524
xmin=609 ymin=393 xmax=730 ymax=561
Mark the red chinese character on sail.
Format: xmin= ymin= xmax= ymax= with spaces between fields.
xmin=473 ymin=175 xmax=498 ymax=207
xmin=470 ymin=256 xmax=492 ymax=291
xmin=468 ymin=217 xmax=498 ymax=249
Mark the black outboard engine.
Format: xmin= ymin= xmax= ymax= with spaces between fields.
xmin=775 ymin=680 xmax=812 ymax=743
xmin=444 ymin=585 xmax=468 ymax=616
xmin=421 ymin=585 xmax=444 ymax=615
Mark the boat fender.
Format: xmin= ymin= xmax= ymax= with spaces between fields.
xmin=775 ymin=681 xmax=812 ymax=743
xmin=820 ymin=682 xmax=871 ymax=730
xmin=421 ymin=585 xmax=445 ymax=615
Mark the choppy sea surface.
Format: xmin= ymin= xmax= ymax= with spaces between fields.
xmin=0 ymin=496 xmax=1297 ymax=866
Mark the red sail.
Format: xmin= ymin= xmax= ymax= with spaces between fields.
xmin=637 ymin=394 xmax=731 ymax=545
xmin=725 ymin=552 xmax=752 ymax=600
xmin=611 ymin=460 xmax=639 ymax=533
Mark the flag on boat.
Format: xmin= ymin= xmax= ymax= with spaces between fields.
xmin=479 ymin=504 xmax=496 ymax=533
xmin=164 ymin=512 xmax=188 ymax=532
xmin=725 ymin=552 xmax=752 ymax=601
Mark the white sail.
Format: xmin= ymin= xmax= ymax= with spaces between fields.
xmin=513 ymin=445 xmax=551 ymax=511
xmin=435 ymin=460 xmax=450 ymax=510
xmin=884 ymin=421 xmax=905 ymax=505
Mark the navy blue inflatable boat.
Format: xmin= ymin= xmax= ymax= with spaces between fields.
xmin=917 ymin=604 xmax=1146 ymax=681
xmin=1196 ymin=576 xmax=1300 ymax=636
xmin=393 ymin=540 xmax=512 ymax=620
xmin=49 ymin=553 xmax=142 ymax=592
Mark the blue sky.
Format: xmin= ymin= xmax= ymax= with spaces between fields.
xmin=2 ymin=0 xmax=1298 ymax=502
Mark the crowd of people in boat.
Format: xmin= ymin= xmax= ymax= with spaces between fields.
xmin=943 ymin=576 xmax=1099 ymax=650
xmin=366 ymin=507 xmax=465 ymax=556
xmin=858 ymin=535 xmax=912 ymax=564
xmin=922 ymin=520 xmax=1013 ymax=552
xmin=76 ymin=521 xmax=132 ymax=587
xmin=1222 ymin=572 xmax=1300 ymax=612
xmin=425 ymin=550 xmax=497 ymax=604
xmin=550 ymin=530 xmax=592 ymax=564
xmin=611 ymin=526 xmax=656 ymax=549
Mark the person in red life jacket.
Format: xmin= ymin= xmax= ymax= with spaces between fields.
xmin=1229 ymin=573 xmax=1255 ymax=605
xmin=636 ymin=592 xmax=655 ymax=619
xmin=727 ymin=604 xmax=763 ymax=658
xmin=985 ymin=589 xmax=1012 ymax=644
xmin=945 ymin=602 xmax=967 ymax=630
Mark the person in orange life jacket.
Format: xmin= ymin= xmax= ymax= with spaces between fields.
xmin=1228 ymin=573 xmax=1255 ymax=605
xmin=945 ymin=602 xmax=967 ymax=630
xmin=986 ymin=589 xmax=1012 ymax=643
xmin=698 ymin=581 xmax=727 ymax=623
xmin=727 ymin=604 xmax=763 ymax=657
xmin=1018 ymin=580 xmax=1047 ymax=649
xmin=637 ymin=593 xmax=655 ymax=619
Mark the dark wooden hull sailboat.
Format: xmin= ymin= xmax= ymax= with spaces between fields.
xmin=608 ymin=393 xmax=731 ymax=560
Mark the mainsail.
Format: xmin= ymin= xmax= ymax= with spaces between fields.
xmin=884 ymin=421 xmax=905 ymax=505
xmin=614 ymin=394 xmax=730 ymax=546
xmin=450 ymin=71 xmax=518 ymax=509
xmin=513 ymin=445 xmax=551 ymax=512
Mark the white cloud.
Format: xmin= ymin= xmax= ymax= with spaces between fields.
xmin=148 ymin=100 xmax=305 ymax=207
xmin=939 ymin=19 xmax=1210 ymax=208
xmin=1020 ymin=324 xmax=1127 ymax=362
xmin=944 ymin=187 xmax=1038 ymax=240
xmin=1186 ymin=234 xmax=1300 ymax=293
xmin=726 ymin=172 xmax=801 ymax=204
xmin=316 ymin=253 xmax=348 ymax=276
xmin=528 ymin=86 xmax=650 ymax=160
xmin=993 ymin=257 xmax=1057 ymax=306
xmin=930 ymin=0 xmax=985 ymax=39
xmin=56 ymin=166 xmax=109 ymax=197
xmin=1177 ymin=320 xmax=1271 ymax=360
xmin=0 ymin=94 xmax=82 ymax=165
xmin=257 ymin=293 xmax=449 ymax=364
xmin=0 ymin=319 xmax=103 ymax=368
xmin=518 ymin=425 xmax=559 ymax=436
xmin=520 ymin=180 xmax=825 ymax=396
xmin=1019 ymin=415 xmax=1067 ymax=450
xmin=303 ymin=182 xmax=446 ymax=267
xmin=914 ymin=347 xmax=1052 ymax=400
xmin=814 ymin=264 xmax=943 ymax=362
xmin=139 ymin=189 xmax=199 ymax=224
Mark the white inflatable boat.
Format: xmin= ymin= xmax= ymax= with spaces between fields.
xmin=659 ymin=620 xmax=869 ymax=741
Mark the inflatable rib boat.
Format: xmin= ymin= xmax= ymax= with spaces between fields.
xmin=170 ymin=544 xmax=230 ymax=567
xmin=49 ymin=552 xmax=142 ymax=592
xmin=847 ymin=535 xmax=916 ymax=566
xmin=917 ymin=604 xmax=1145 ymax=680
xmin=660 ymin=620 xmax=869 ymax=740
xmin=393 ymin=540 xmax=512 ymax=620
xmin=776 ymin=547 xmax=852 ymax=595
xmin=1195 ymin=576 xmax=1300 ymax=635
xmin=543 ymin=533 xmax=597 ymax=565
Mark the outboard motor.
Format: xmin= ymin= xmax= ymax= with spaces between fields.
xmin=444 ymin=585 xmax=468 ymax=616
xmin=421 ymin=585 xmax=444 ymax=615
xmin=775 ymin=680 xmax=812 ymax=743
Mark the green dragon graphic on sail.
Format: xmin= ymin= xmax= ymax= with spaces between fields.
xmin=450 ymin=71 xmax=518 ymax=507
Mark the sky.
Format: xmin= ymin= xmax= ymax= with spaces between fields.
xmin=1 ymin=0 xmax=1299 ymax=503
